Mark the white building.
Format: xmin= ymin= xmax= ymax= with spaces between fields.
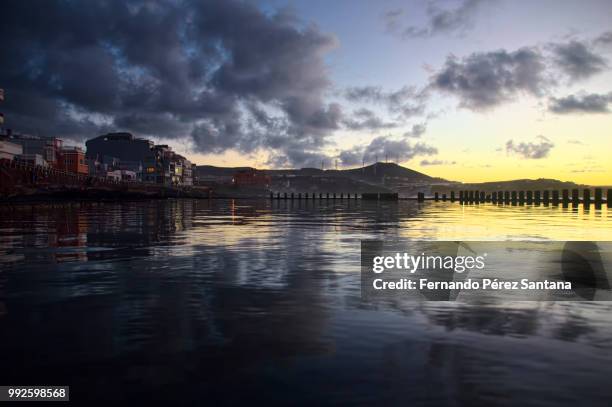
xmin=0 ymin=140 xmax=23 ymax=160
xmin=120 ymin=170 xmax=137 ymax=181
xmin=106 ymin=170 xmax=122 ymax=182
xmin=16 ymin=153 xmax=47 ymax=167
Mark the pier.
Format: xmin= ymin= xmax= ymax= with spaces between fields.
xmin=451 ymin=188 xmax=610 ymax=208
xmin=269 ymin=192 xmax=398 ymax=201
xmin=268 ymin=188 xmax=611 ymax=207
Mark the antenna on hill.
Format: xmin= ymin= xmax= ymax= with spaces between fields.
xmin=385 ymin=153 xmax=388 ymax=163
xmin=321 ymin=159 xmax=324 ymax=171
xmin=335 ymin=159 xmax=338 ymax=170
xmin=374 ymin=155 xmax=378 ymax=176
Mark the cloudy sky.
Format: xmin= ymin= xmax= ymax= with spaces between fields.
xmin=2 ymin=0 xmax=612 ymax=183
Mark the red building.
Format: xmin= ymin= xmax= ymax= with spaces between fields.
xmin=58 ymin=146 xmax=89 ymax=175
xmin=233 ymin=170 xmax=271 ymax=187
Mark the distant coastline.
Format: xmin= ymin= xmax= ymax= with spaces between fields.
xmin=1 ymin=159 xmax=609 ymax=204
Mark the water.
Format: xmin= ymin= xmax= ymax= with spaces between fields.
xmin=0 ymin=199 xmax=611 ymax=405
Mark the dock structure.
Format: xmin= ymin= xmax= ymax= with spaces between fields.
xmin=572 ymin=189 xmax=579 ymax=206
xmin=267 ymin=187 xmax=609 ymax=207
xmin=552 ymin=190 xmax=560 ymax=205
xmin=595 ymin=188 xmax=602 ymax=205
xmin=269 ymin=192 xmax=402 ymax=201
xmin=361 ymin=192 xmax=399 ymax=201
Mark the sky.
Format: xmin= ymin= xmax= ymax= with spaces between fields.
xmin=1 ymin=0 xmax=612 ymax=184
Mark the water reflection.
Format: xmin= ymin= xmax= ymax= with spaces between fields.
xmin=0 ymin=199 xmax=611 ymax=405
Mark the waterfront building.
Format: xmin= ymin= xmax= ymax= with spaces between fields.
xmin=85 ymin=132 xmax=195 ymax=186
xmin=7 ymin=134 xmax=63 ymax=167
xmin=190 ymin=164 xmax=198 ymax=185
xmin=233 ymin=170 xmax=271 ymax=187
xmin=171 ymin=154 xmax=184 ymax=185
xmin=146 ymin=144 xmax=172 ymax=184
xmin=15 ymin=153 xmax=47 ymax=167
xmin=182 ymin=161 xmax=194 ymax=186
xmin=58 ymin=146 xmax=89 ymax=175
xmin=117 ymin=161 xmax=143 ymax=181
xmin=86 ymin=132 xmax=154 ymax=164
xmin=105 ymin=169 xmax=122 ymax=182
xmin=196 ymin=174 xmax=233 ymax=185
xmin=120 ymin=170 xmax=137 ymax=182
xmin=86 ymin=158 xmax=104 ymax=176
xmin=0 ymin=140 xmax=23 ymax=161
xmin=169 ymin=154 xmax=192 ymax=185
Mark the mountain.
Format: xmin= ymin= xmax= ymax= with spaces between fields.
xmin=195 ymin=164 xmax=595 ymax=194
xmin=329 ymin=162 xmax=438 ymax=182
xmin=196 ymin=162 xmax=440 ymax=182
xmin=195 ymin=165 xmax=255 ymax=177
xmin=431 ymin=178 xmax=590 ymax=193
xmin=195 ymin=162 xmax=441 ymax=194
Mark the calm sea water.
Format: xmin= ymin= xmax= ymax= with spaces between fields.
xmin=0 ymin=199 xmax=611 ymax=405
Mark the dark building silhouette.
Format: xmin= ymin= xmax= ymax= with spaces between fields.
xmin=86 ymin=132 xmax=154 ymax=164
xmin=85 ymin=132 xmax=192 ymax=185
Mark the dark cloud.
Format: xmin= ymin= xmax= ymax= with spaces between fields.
xmin=335 ymin=148 xmax=363 ymax=167
xmin=404 ymin=123 xmax=427 ymax=138
xmin=0 ymin=0 xmax=340 ymax=167
xmin=505 ymin=136 xmax=554 ymax=159
xmin=385 ymin=0 xmax=492 ymax=39
xmin=420 ymin=159 xmax=456 ymax=166
xmin=342 ymin=108 xmax=398 ymax=131
xmin=343 ymin=85 xmax=427 ymax=118
xmin=266 ymin=142 xmax=331 ymax=169
xmin=114 ymin=112 xmax=191 ymax=136
xmin=427 ymin=32 xmax=610 ymax=111
xmin=594 ymin=31 xmax=612 ymax=46
xmin=345 ymin=85 xmax=412 ymax=107
xmin=549 ymin=92 xmax=612 ymax=114
xmin=383 ymin=9 xmax=404 ymax=35
xmin=338 ymin=135 xmax=437 ymax=167
xmin=552 ymin=40 xmax=608 ymax=81
xmin=430 ymin=48 xmax=547 ymax=110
